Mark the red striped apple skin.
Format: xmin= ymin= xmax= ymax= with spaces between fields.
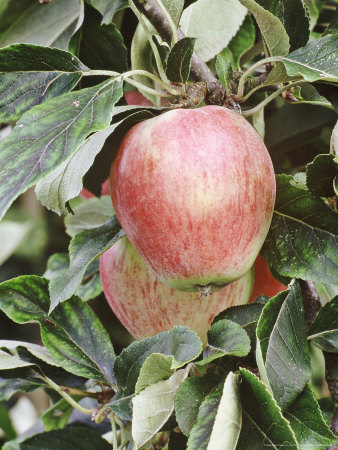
xmin=100 ymin=237 xmax=253 ymax=344
xmin=249 ymin=254 xmax=286 ymax=303
xmin=110 ymin=105 xmax=275 ymax=292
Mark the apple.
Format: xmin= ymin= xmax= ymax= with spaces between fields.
xmin=100 ymin=236 xmax=253 ymax=344
xmin=249 ymin=254 xmax=286 ymax=303
xmin=110 ymin=105 xmax=276 ymax=293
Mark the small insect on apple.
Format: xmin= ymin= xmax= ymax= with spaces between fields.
xmin=110 ymin=105 xmax=276 ymax=294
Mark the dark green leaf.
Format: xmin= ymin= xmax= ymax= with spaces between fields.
xmin=71 ymin=5 xmax=127 ymax=74
xmin=109 ymin=327 xmax=202 ymax=419
xmin=285 ymin=384 xmax=338 ymax=448
xmin=200 ymin=319 xmax=250 ymax=365
xmin=0 ymin=276 xmax=49 ymax=323
xmin=308 ymin=296 xmax=338 ymax=352
xmin=0 ymin=0 xmax=82 ymax=49
xmin=212 ymin=302 xmax=265 ymax=327
xmin=0 ymin=276 xmax=115 ymax=383
xmin=306 ymin=154 xmax=338 ymax=198
xmin=256 ymin=283 xmax=311 ymax=409
xmin=228 ymin=15 xmax=255 ymax=70
xmin=14 ymin=426 xmax=112 ymax=450
xmin=0 ymin=78 xmax=123 ymax=221
xmin=186 ymin=383 xmax=223 ymax=450
xmin=254 ymin=0 xmax=309 ymax=51
xmin=282 ymin=34 xmax=338 ymax=82
xmin=237 ymin=369 xmax=297 ymax=449
xmin=265 ymin=103 xmax=336 ymax=154
xmin=175 ymin=374 xmax=222 ymax=436
xmin=262 ymin=174 xmax=338 ymax=285
xmin=238 ymin=0 xmax=290 ymax=56
xmin=40 ymin=296 xmax=115 ymax=383
xmin=0 ymin=44 xmax=86 ymax=123
xmin=0 ymin=368 xmax=43 ymax=401
xmin=166 ymin=37 xmax=196 ymax=83
xmin=215 ymin=48 xmax=233 ymax=88
xmin=0 ymin=403 xmax=16 ymax=440
xmin=90 ymin=0 xmax=129 ymax=24
xmin=49 ymin=216 xmax=123 ymax=309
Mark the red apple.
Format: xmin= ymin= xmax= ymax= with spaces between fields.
xmin=110 ymin=105 xmax=276 ymax=293
xmin=100 ymin=237 xmax=253 ymax=344
xmin=124 ymin=90 xmax=152 ymax=106
xmin=249 ymin=254 xmax=286 ymax=303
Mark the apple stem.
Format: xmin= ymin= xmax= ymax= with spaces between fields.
xmin=242 ymin=81 xmax=307 ymax=117
xmin=236 ymin=56 xmax=283 ymax=100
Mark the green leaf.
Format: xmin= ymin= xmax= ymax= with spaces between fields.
xmin=42 ymin=398 xmax=76 ymax=431
xmin=327 ymin=6 xmax=338 ymax=35
xmin=215 ymin=48 xmax=233 ymax=88
xmin=65 ymin=197 xmax=114 ymax=237
xmin=135 ymin=353 xmax=175 ymax=394
xmin=200 ymin=319 xmax=250 ymax=365
xmin=228 ymin=15 xmax=255 ymax=70
xmin=238 ymin=0 xmax=290 ymax=56
xmin=11 ymin=426 xmax=112 ymax=450
xmin=132 ymin=367 xmax=190 ymax=448
xmin=254 ymin=0 xmax=309 ymax=51
xmin=0 ymin=368 xmax=43 ymax=401
xmin=308 ymin=296 xmax=338 ymax=352
xmin=237 ymin=369 xmax=297 ymax=448
xmin=163 ymin=0 xmax=185 ymax=26
xmin=44 ymin=254 xmax=102 ymax=302
xmin=166 ymin=37 xmax=196 ymax=83
xmin=109 ymin=327 xmax=202 ymax=419
xmin=90 ymin=0 xmax=129 ymax=24
xmin=186 ymin=382 xmax=223 ymax=449
xmin=0 ymin=276 xmax=115 ymax=383
xmin=71 ymin=4 xmax=127 ymax=74
xmin=35 ymin=123 xmax=119 ymax=215
xmin=262 ymin=175 xmax=338 ymax=285
xmin=208 ymin=372 xmax=241 ymax=450
xmin=179 ymin=0 xmax=247 ymax=62
xmin=256 ymin=283 xmax=311 ymax=409
xmin=282 ymin=34 xmax=338 ymax=82
xmin=0 ymin=403 xmax=16 ymax=440
xmin=0 ymin=0 xmax=82 ymax=49
xmin=175 ymin=374 xmax=222 ymax=436
xmin=303 ymin=0 xmax=323 ymax=30
xmin=0 ymin=44 xmax=86 ymax=123
xmin=49 ymin=216 xmax=123 ymax=310
xmin=0 ymin=350 xmax=33 ymax=370
xmin=285 ymin=384 xmax=338 ymax=448
xmin=0 ymin=78 xmax=123 ymax=221
xmin=306 ymin=154 xmax=338 ymax=198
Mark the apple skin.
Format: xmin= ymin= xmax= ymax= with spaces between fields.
xmin=100 ymin=236 xmax=253 ymax=344
xmin=110 ymin=105 xmax=276 ymax=292
xmin=249 ymin=254 xmax=286 ymax=303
